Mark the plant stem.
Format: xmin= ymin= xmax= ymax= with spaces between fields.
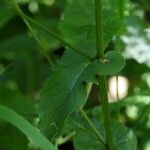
xmin=95 ymin=0 xmax=114 ymax=149
xmin=12 ymin=0 xmax=55 ymax=67
xmin=56 ymin=132 xmax=75 ymax=146
xmin=98 ymin=76 xmax=114 ymax=149
xmin=79 ymin=108 xmax=106 ymax=145
xmin=95 ymin=0 xmax=104 ymax=58
xmin=80 ymin=84 xmax=106 ymax=145
xmin=80 ymin=83 xmax=106 ymax=145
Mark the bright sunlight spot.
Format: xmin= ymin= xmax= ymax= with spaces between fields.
xmin=108 ymin=76 xmax=129 ymax=101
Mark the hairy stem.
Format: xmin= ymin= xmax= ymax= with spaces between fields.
xmin=95 ymin=0 xmax=114 ymax=149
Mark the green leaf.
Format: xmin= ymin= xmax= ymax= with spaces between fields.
xmin=0 ymin=104 xmax=57 ymax=150
xmin=58 ymin=0 xmax=121 ymax=57
xmin=38 ymin=50 xmax=125 ymax=140
xmin=73 ymin=120 xmax=137 ymax=150
xmin=65 ymin=107 xmax=137 ymax=150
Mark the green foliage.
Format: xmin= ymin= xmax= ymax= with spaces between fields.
xmin=64 ymin=107 xmax=137 ymax=150
xmin=75 ymin=121 xmax=137 ymax=150
xmin=38 ymin=50 xmax=125 ymax=140
xmin=59 ymin=0 xmax=122 ymax=57
xmin=0 ymin=0 xmax=149 ymax=149
xmin=73 ymin=120 xmax=137 ymax=150
xmin=0 ymin=104 xmax=57 ymax=150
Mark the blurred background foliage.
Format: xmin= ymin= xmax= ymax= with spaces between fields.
xmin=0 ymin=0 xmax=149 ymax=150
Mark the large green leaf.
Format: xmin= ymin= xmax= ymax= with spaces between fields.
xmin=0 ymin=105 xmax=57 ymax=150
xmin=58 ymin=0 xmax=121 ymax=57
xmin=64 ymin=107 xmax=137 ymax=150
xmin=38 ymin=50 xmax=125 ymax=140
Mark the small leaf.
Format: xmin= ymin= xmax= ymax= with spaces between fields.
xmin=38 ymin=50 xmax=125 ymax=140
xmin=0 ymin=105 xmax=57 ymax=150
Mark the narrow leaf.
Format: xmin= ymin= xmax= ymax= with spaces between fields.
xmin=0 ymin=105 xmax=57 ymax=150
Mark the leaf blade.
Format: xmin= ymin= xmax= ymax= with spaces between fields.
xmin=38 ymin=50 xmax=125 ymax=140
xmin=0 ymin=104 xmax=57 ymax=150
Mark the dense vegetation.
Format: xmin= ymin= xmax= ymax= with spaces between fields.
xmin=0 ymin=0 xmax=150 ymax=150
